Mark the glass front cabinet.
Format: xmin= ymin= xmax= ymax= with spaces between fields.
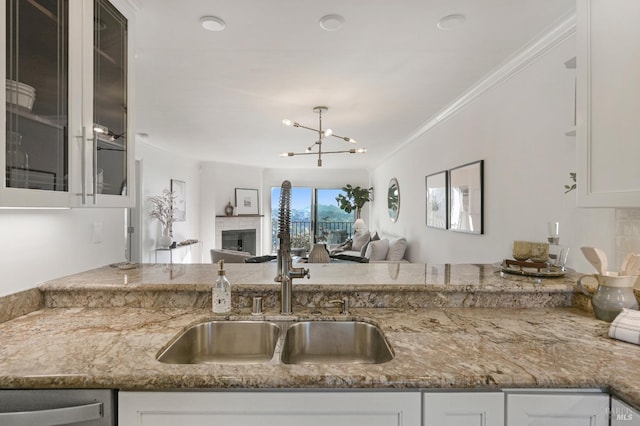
xmin=1 ymin=0 xmax=135 ymax=207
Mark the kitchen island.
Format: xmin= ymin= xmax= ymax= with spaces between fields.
xmin=0 ymin=263 xmax=639 ymax=410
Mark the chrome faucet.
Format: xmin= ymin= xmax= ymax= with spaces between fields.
xmin=274 ymin=180 xmax=310 ymax=314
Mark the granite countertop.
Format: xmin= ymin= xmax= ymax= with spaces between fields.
xmin=40 ymin=262 xmax=580 ymax=291
xmin=1 ymin=263 xmax=639 ymax=409
xmin=37 ymin=263 xmax=581 ymax=311
xmin=1 ymin=306 xmax=639 ymax=407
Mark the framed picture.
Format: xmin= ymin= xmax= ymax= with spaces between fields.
xmin=171 ymin=179 xmax=186 ymax=222
xmin=425 ymin=170 xmax=448 ymax=229
xmin=235 ymin=188 xmax=259 ymax=215
xmin=449 ymin=160 xmax=484 ymax=234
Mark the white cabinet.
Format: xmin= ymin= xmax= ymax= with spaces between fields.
xmin=423 ymin=392 xmax=504 ymax=426
xmin=576 ymin=0 xmax=640 ymax=207
xmin=1 ymin=0 xmax=135 ymax=208
xmin=120 ymin=390 xmax=613 ymax=426
xmin=118 ymin=391 xmax=422 ymax=426
xmin=611 ymin=398 xmax=640 ymax=426
xmin=506 ymin=392 xmax=609 ymax=426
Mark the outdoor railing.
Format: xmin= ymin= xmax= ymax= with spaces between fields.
xmin=272 ymin=220 xmax=354 ymax=252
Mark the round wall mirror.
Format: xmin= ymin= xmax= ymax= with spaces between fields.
xmin=387 ymin=178 xmax=400 ymax=222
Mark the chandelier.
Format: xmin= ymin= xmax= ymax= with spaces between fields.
xmin=280 ymin=106 xmax=366 ymax=167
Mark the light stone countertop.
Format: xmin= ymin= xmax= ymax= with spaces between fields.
xmin=0 ymin=306 xmax=639 ymax=409
xmin=40 ymin=263 xmax=579 ymax=291
xmin=37 ymin=263 xmax=582 ymax=311
xmin=2 ymin=263 xmax=639 ymax=409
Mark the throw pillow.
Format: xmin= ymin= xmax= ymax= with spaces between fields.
xmin=352 ymin=230 xmax=370 ymax=251
xmin=386 ymin=237 xmax=407 ymax=261
xmin=365 ymin=239 xmax=390 ymax=261
xmin=360 ymin=231 xmax=380 ymax=255
xmin=330 ymin=239 xmax=352 ymax=255
xmin=339 ymin=239 xmax=353 ymax=250
xmin=360 ymin=240 xmax=370 ymax=257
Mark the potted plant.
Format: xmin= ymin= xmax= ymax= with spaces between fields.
xmin=149 ymin=189 xmax=177 ymax=248
xmin=335 ymin=184 xmax=373 ymax=219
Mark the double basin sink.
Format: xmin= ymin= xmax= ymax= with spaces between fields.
xmin=157 ymin=320 xmax=394 ymax=365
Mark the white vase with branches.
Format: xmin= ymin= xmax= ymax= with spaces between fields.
xmin=149 ymin=189 xmax=177 ymax=248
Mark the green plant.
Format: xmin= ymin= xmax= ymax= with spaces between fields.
xmin=564 ymin=172 xmax=576 ymax=194
xmin=335 ymin=184 xmax=373 ymax=219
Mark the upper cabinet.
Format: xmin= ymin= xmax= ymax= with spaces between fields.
xmin=1 ymin=0 xmax=135 ymax=208
xmin=576 ymin=0 xmax=640 ymax=207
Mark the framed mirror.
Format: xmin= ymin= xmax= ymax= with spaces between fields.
xmin=449 ymin=160 xmax=484 ymax=234
xmin=387 ymin=178 xmax=400 ymax=222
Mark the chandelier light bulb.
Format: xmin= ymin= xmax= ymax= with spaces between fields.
xmin=356 ymin=148 xmax=367 ymax=153
xmin=347 ymin=137 xmax=356 ymax=144
xmin=282 ymin=119 xmax=294 ymax=127
xmin=322 ymin=128 xmax=333 ymax=138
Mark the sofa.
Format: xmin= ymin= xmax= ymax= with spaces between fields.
xmin=331 ymin=232 xmax=409 ymax=263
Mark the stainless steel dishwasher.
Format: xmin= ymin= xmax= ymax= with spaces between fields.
xmin=0 ymin=389 xmax=114 ymax=425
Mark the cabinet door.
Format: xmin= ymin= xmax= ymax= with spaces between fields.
xmin=75 ymin=0 xmax=135 ymax=208
xmin=423 ymin=392 xmax=504 ymax=426
xmin=576 ymin=0 xmax=640 ymax=207
xmin=611 ymin=398 xmax=640 ymax=426
xmin=2 ymin=0 xmax=135 ymax=208
xmin=119 ymin=391 xmax=421 ymax=426
xmin=506 ymin=393 xmax=609 ymax=426
xmin=2 ymin=0 xmax=72 ymax=207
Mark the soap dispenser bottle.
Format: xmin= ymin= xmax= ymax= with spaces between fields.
xmin=213 ymin=260 xmax=231 ymax=313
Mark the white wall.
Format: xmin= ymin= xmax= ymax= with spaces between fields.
xmin=137 ymin=140 xmax=201 ymax=263
xmin=0 ymin=208 xmax=125 ymax=296
xmin=199 ymin=161 xmax=263 ymax=260
xmin=371 ymin=35 xmax=616 ymax=273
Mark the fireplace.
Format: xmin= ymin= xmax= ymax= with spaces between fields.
xmin=215 ymin=215 xmax=263 ymax=256
xmin=221 ymin=229 xmax=256 ymax=255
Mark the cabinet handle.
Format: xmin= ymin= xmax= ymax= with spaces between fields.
xmin=92 ymin=128 xmax=98 ymax=205
xmin=0 ymin=402 xmax=103 ymax=425
xmin=80 ymin=126 xmax=87 ymax=205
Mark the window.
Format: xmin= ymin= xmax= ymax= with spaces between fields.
xmin=271 ymin=187 xmax=354 ymax=253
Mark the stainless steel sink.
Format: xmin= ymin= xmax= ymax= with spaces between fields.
xmin=157 ymin=320 xmax=280 ymax=364
xmin=157 ymin=320 xmax=394 ymax=365
xmin=280 ymin=321 xmax=394 ymax=365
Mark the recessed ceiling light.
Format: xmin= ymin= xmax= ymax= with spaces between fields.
xmin=319 ymin=14 xmax=345 ymax=31
xmin=437 ymin=14 xmax=466 ymax=31
xmin=200 ymin=16 xmax=226 ymax=32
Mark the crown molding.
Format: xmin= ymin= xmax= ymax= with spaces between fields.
xmin=384 ymin=10 xmax=576 ymax=165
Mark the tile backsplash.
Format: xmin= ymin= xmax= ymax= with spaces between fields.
xmin=615 ymin=208 xmax=640 ymax=270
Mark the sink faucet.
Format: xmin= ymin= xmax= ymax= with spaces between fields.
xmin=274 ymin=180 xmax=310 ymax=315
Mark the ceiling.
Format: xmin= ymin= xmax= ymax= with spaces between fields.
xmin=134 ymin=0 xmax=575 ymax=170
